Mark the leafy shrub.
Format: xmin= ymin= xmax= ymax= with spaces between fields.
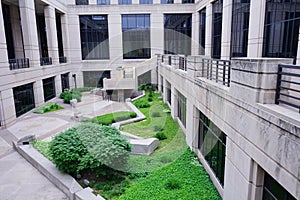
xmin=49 ymin=123 xmax=131 ymax=175
xmin=60 ymin=91 xmax=69 ymax=99
xmin=60 ymin=89 xmax=83 ymax=104
xmin=165 ymin=178 xmax=181 ymax=190
xmin=148 ymin=97 xmax=153 ymax=102
xmin=148 ymin=92 xmax=153 ymax=98
xmin=87 ymin=112 xmax=137 ymax=125
xmin=63 ymin=92 xmax=73 ymax=103
xmin=155 ymin=132 xmax=167 ymax=140
xmin=130 ymin=112 xmax=137 ymax=118
xmin=154 ymin=125 xmax=163 ymax=132
xmin=151 ymin=112 xmax=161 ymax=117
xmin=134 ymin=100 xmax=150 ymax=108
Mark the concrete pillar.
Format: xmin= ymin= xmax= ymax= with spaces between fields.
xmin=111 ymin=0 xmax=118 ymax=4
xmin=151 ymin=13 xmax=164 ymax=55
xmin=296 ymin=28 xmax=300 ymax=65
xmin=55 ymin=74 xmax=62 ymax=96
xmin=205 ymin=3 xmax=213 ymax=57
xmin=220 ymin=0 xmax=233 ymax=60
xmin=151 ymin=68 xmax=158 ymax=85
xmin=67 ymin=14 xmax=81 ymax=63
xmin=19 ymin=0 xmax=41 ymax=67
xmin=191 ymin=12 xmax=199 ymax=55
xmin=0 ymin=1 xmax=9 ymax=72
xmin=44 ymin=5 xmax=59 ymax=65
xmin=185 ymin=99 xmax=194 ymax=146
xmin=10 ymin=5 xmax=24 ymax=59
xmin=171 ymin=85 xmax=178 ymax=119
xmin=230 ymin=58 xmax=293 ymax=105
xmin=132 ymin=0 xmax=139 ymax=4
xmin=108 ymin=14 xmax=123 ymax=62
xmin=90 ymin=0 xmax=97 ymax=4
xmin=61 ymin=13 xmax=70 ymax=61
xmin=153 ymin=0 xmax=160 ymax=4
xmin=247 ymin=0 xmax=266 ymax=57
xmin=34 ymin=80 xmax=45 ymax=107
xmin=0 ymin=89 xmax=16 ymax=127
xmin=174 ymin=0 xmax=181 ymax=4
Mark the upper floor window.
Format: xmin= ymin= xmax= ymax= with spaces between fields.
xmin=199 ymin=8 xmax=206 ymax=55
xmin=119 ymin=0 xmax=132 ymax=4
xmin=161 ymin=0 xmax=173 ymax=4
xmin=122 ymin=14 xmax=151 ymax=59
xmin=212 ymin=0 xmax=223 ymax=59
xmin=97 ymin=0 xmax=110 ymax=4
xmin=140 ymin=0 xmax=153 ymax=4
xmin=76 ymin=0 xmax=89 ymax=5
xmin=182 ymin=0 xmax=194 ymax=3
xmin=79 ymin=15 xmax=109 ymax=60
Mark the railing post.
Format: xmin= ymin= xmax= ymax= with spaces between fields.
xmin=227 ymin=61 xmax=230 ymax=87
xmin=275 ymin=65 xmax=282 ymax=105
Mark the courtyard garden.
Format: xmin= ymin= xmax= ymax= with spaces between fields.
xmin=33 ymin=88 xmax=220 ymax=200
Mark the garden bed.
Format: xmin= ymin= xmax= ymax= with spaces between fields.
xmin=33 ymin=102 xmax=63 ymax=114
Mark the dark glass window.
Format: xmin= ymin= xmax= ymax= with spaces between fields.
xmin=177 ymin=92 xmax=186 ymax=127
xmin=263 ymin=173 xmax=296 ymax=200
xmin=97 ymin=0 xmax=110 ymax=4
xmin=83 ymin=71 xmax=111 ymax=88
xmin=161 ymin=0 xmax=173 ymax=4
xmin=13 ymin=83 xmax=35 ymax=117
xmin=160 ymin=76 xmax=164 ymax=93
xmin=56 ymin=13 xmax=64 ymax=58
xmin=212 ymin=0 xmax=223 ymax=59
xmin=122 ymin=14 xmax=151 ymax=59
xmin=231 ymin=0 xmax=250 ymax=57
xmin=61 ymin=73 xmax=70 ymax=91
xmin=43 ymin=77 xmax=56 ymax=102
xmin=182 ymin=0 xmax=194 ymax=3
xmin=2 ymin=3 xmax=15 ymax=59
xmin=76 ymin=0 xmax=89 ymax=5
xmin=198 ymin=111 xmax=226 ymax=186
xmin=263 ymin=0 xmax=300 ymax=64
xmin=80 ymin=15 xmax=109 ymax=60
xmin=36 ymin=14 xmax=49 ymax=58
xmin=199 ymin=8 xmax=206 ymax=55
xmin=167 ymin=82 xmax=171 ymax=105
xmin=140 ymin=0 xmax=152 ymax=4
xmin=119 ymin=0 xmax=132 ymax=4
xmin=164 ymin=14 xmax=192 ymax=55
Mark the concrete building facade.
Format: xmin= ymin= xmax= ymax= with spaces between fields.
xmin=0 ymin=0 xmax=299 ymax=199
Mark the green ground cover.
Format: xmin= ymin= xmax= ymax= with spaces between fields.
xmin=33 ymin=102 xmax=63 ymax=114
xmin=84 ymin=111 xmax=137 ymax=125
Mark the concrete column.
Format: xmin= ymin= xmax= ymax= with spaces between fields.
xmin=163 ymin=77 xmax=168 ymax=104
xmin=0 ymin=1 xmax=9 ymax=72
xmin=220 ymin=0 xmax=233 ymax=60
xmin=61 ymin=14 xmax=70 ymax=61
xmin=230 ymin=58 xmax=293 ymax=105
xmin=108 ymin=14 xmax=123 ymax=61
xmin=191 ymin=12 xmax=199 ymax=55
xmin=0 ymin=89 xmax=16 ymax=127
xmin=67 ymin=14 xmax=82 ymax=63
xmin=55 ymin=74 xmax=62 ymax=96
xmin=151 ymin=68 xmax=157 ymax=85
xmin=10 ymin=5 xmax=25 ymax=59
xmin=151 ymin=13 xmax=164 ymax=55
xmin=205 ymin=3 xmax=213 ymax=57
xmin=132 ymin=0 xmax=139 ymax=4
xmin=45 ymin=5 xmax=59 ymax=65
xmin=174 ymin=0 xmax=181 ymax=4
xmin=247 ymin=0 xmax=266 ymax=57
xmin=171 ymin=85 xmax=178 ymax=119
xmin=90 ymin=0 xmax=97 ymax=4
xmin=296 ymin=28 xmax=300 ymax=65
xmin=153 ymin=0 xmax=160 ymax=4
xmin=19 ymin=0 xmax=41 ymax=67
xmin=34 ymin=80 xmax=45 ymax=107
xmin=111 ymin=0 xmax=118 ymax=4
xmin=185 ymin=99 xmax=194 ymax=146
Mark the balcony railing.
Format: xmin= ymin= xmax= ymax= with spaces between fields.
xmin=275 ymin=64 xmax=300 ymax=112
xmin=59 ymin=56 xmax=67 ymax=64
xmin=9 ymin=58 xmax=30 ymax=70
xmin=76 ymin=0 xmax=89 ymax=5
xmin=40 ymin=57 xmax=52 ymax=66
xmin=201 ymin=58 xmax=231 ymax=87
xmin=179 ymin=56 xmax=187 ymax=71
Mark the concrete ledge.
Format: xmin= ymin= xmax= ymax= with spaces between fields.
xmin=13 ymin=142 xmax=104 ymax=200
xmin=129 ymin=137 xmax=159 ymax=155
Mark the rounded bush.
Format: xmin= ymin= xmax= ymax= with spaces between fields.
xmin=130 ymin=112 xmax=137 ymax=118
xmin=148 ymin=97 xmax=153 ymax=102
xmin=155 ymin=132 xmax=167 ymax=140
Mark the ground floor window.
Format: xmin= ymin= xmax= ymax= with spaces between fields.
xmin=160 ymin=76 xmax=163 ymax=93
xmin=43 ymin=77 xmax=56 ymax=102
xmin=177 ymin=91 xmax=186 ymax=127
xmin=61 ymin=73 xmax=70 ymax=91
xmin=83 ymin=71 xmax=111 ymax=88
xmin=166 ymin=81 xmax=171 ymax=105
xmin=198 ymin=111 xmax=226 ymax=186
xmin=13 ymin=83 xmax=35 ymax=117
xmin=263 ymin=173 xmax=296 ymax=200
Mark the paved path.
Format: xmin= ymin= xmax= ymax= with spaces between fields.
xmin=0 ymin=93 xmax=131 ymax=199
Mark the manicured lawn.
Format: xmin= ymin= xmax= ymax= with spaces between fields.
xmin=118 ymin=149 xmax=221 ymax=200
xmin=84 ymin=111 xmax=137 ymax=125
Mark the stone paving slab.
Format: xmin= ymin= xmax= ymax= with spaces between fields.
xmin=0 ymin=152 xmax=67 ymax=200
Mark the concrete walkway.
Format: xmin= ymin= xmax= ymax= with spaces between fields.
xmin=0 ymin=93 xmax=131 ymax=199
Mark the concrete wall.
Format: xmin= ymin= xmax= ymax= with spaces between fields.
xmin=158 ymin=55 xmax=300 ymax=200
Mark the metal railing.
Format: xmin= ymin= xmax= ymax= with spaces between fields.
xmin=59 ymin=56 xmax=67 ymax=64
xmin=275 ymin=64 xmax=300 ymax=112
xmin=168 ymin=56 xmax=172 ymax=65
xmin=179 ymin=56 xmax=187 ymax=71
xmin=76 ymin=0 xmax=89 ymax=5
xmin=9 ymin=58 xmax=30 ymax=70
xmin=40 ymin=57 xmax=52 ymax=66
xmin=201 ymin=58 xmax=231 ymax=87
